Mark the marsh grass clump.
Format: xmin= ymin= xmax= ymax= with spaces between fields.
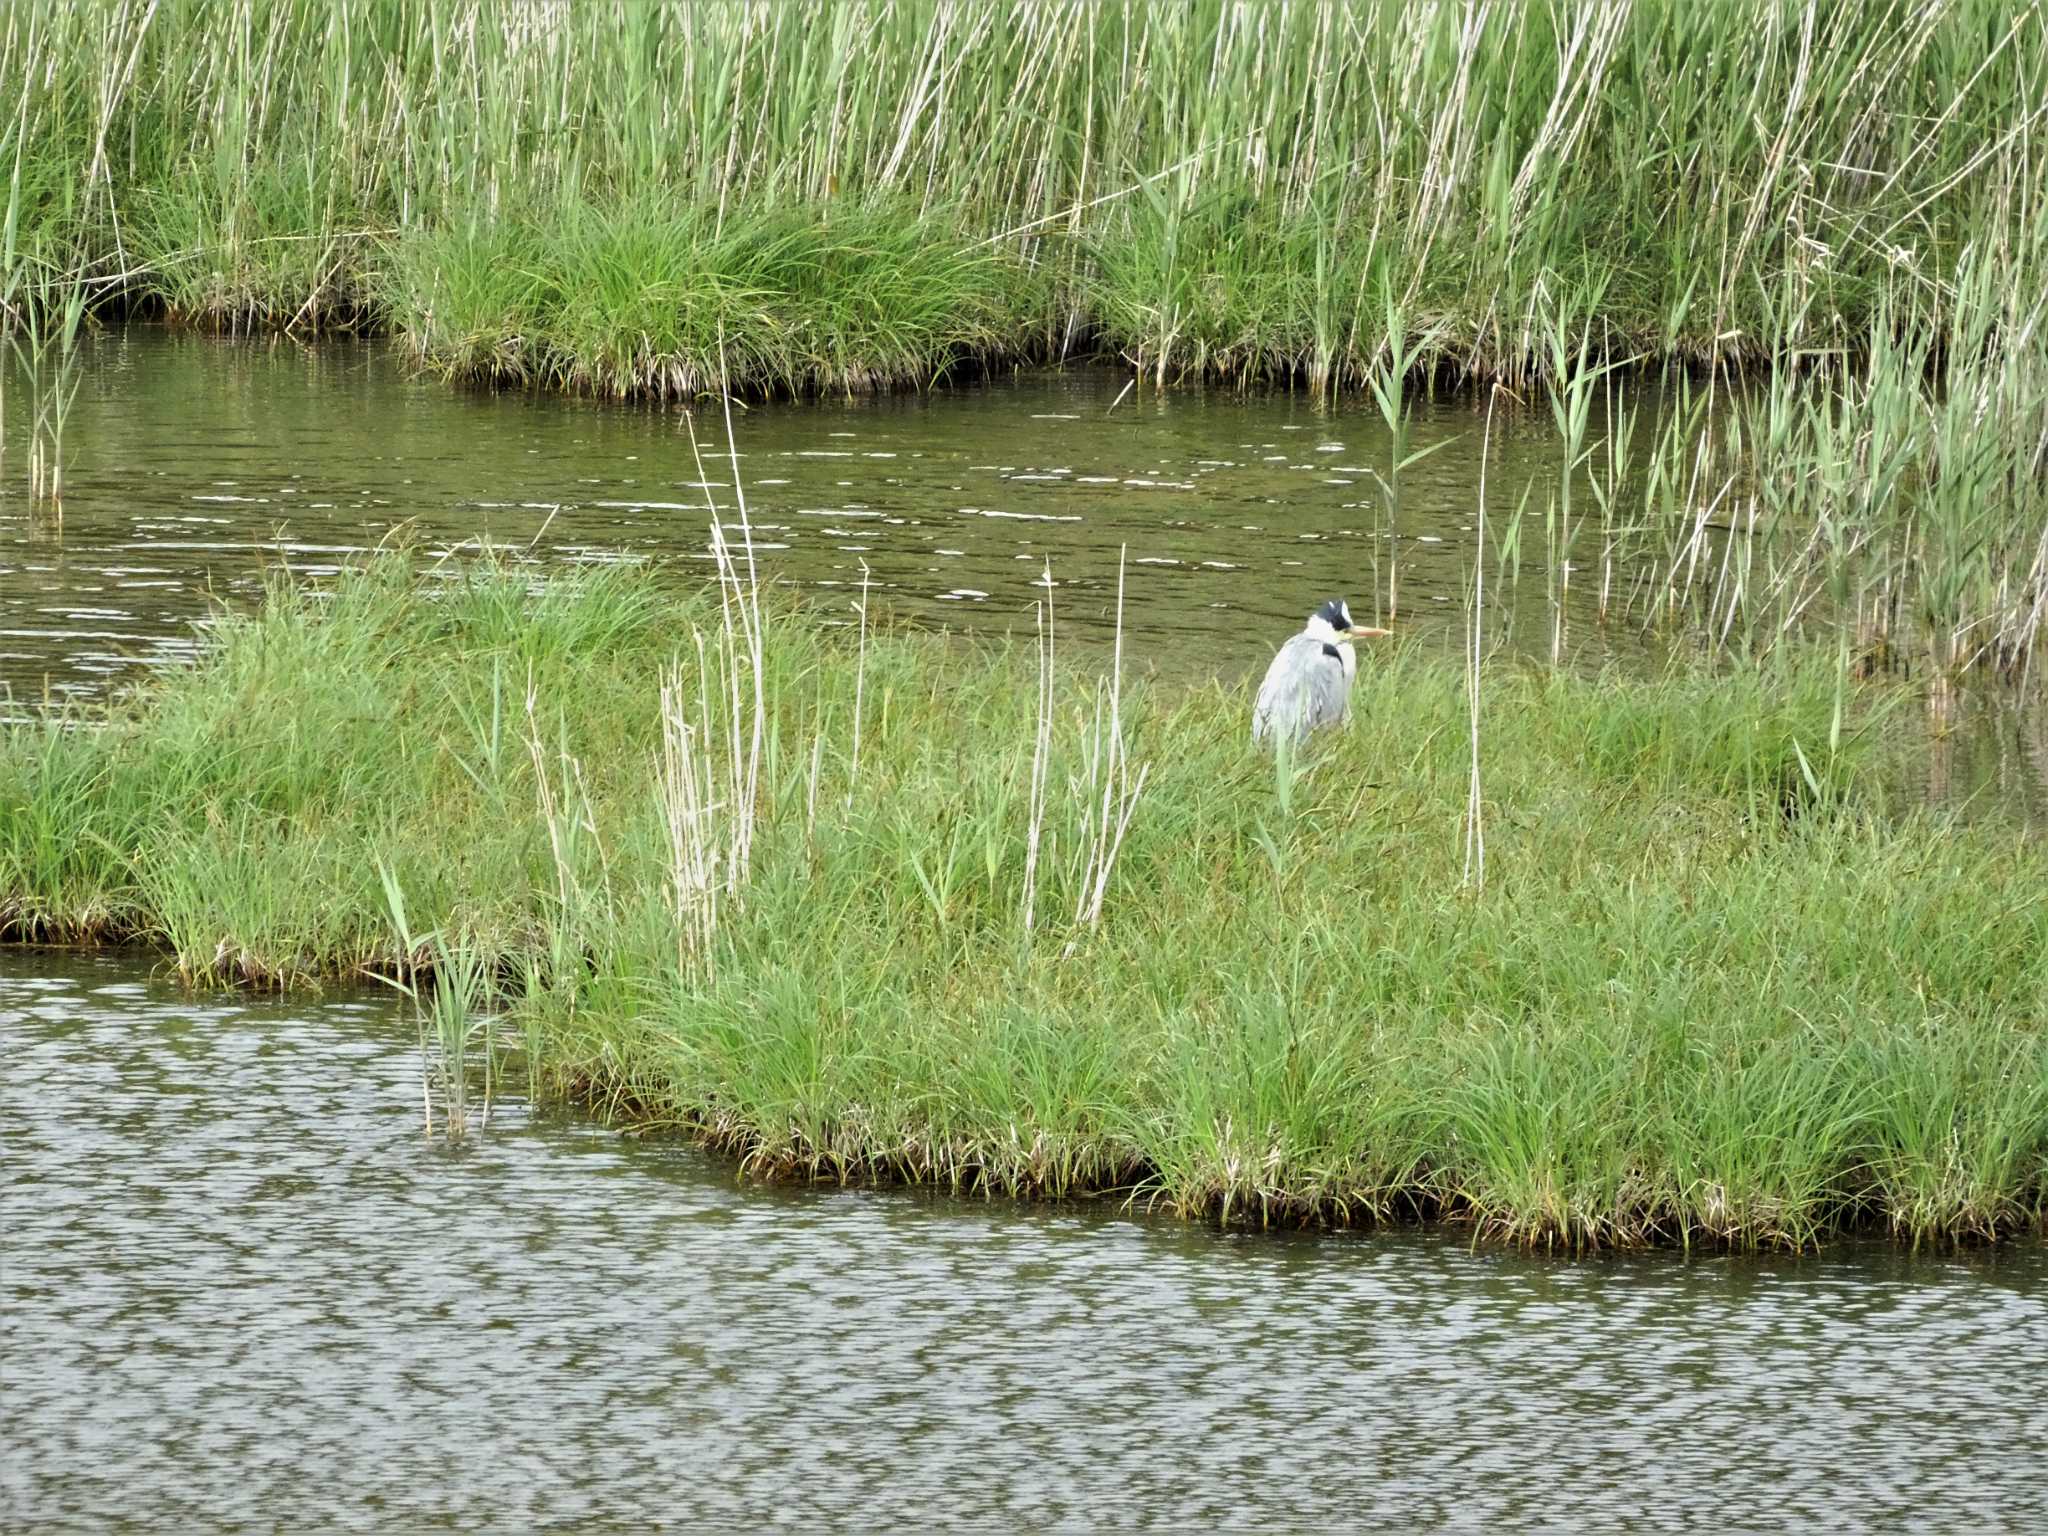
xmin=385 ymin=201 xmax=1051 ymax=399
xmin=3 ymin=554 xmax=2043 ymax=1250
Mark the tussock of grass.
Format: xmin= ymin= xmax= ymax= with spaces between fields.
xmin=4 ymin=557 xmax=2042 ymax=1250
xmin=385 ymin=201 xmax=1049 ymax=398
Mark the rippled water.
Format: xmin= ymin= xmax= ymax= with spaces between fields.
xmin=4 ymin=329 xmax=1561 ymax=695
xmin=4 ymin=327 xmax=2041 ymax=822
xmin=4 ymin=950 xmax=2044 ymax=1532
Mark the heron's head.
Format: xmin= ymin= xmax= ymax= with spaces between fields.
xmin=1307 ymin=597 xmax=1391 ymax=641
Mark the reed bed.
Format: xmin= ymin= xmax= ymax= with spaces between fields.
xmin=4 ymin=553 xmax=2042 ymax=1250
xmin=4 ymin=0 xmax=2046 ymax=392
xmin=1491 ymin=278 xmax=2048 ymax=695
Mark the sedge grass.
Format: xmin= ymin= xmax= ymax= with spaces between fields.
xmin=3 ymin=552 xmax=2042 ymax=1251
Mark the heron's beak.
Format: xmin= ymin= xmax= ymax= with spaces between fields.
xmin=1349 ymin=625 xmax=1393 ymax=639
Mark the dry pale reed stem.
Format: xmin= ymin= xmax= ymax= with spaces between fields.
xmin=1465 ymin=387 xmax=1496 ymax=891
xmin=715 ymin=344 xmax=766 ymax=881
xmin=1021 ymin=558 xmax=1054 ymax=933
xmin=847 ymin=557 xmax=871 ymax=808
xmin=1075 ymin=546 xmax=1148 ymax=929
xmin=657 ymin=659 xmax=719 ymax=978
xmin=684 ymin=391 xmax=768 ymax=899
xmin=523 ymin=664 xmax=573 ymax=915
xmin=805 ymin=729 xmax=824 ymax=837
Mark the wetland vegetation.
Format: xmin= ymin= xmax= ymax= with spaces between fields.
xmin=3 ymin=0 xmax=2045 ymax=387
xmin=5 ymin=554 xmax=2042 ymax=1250
xmin=5 ymin=1 xmax=2045 ymax=680
xmin=3 ymin=2 xmax=2044 ymax=1252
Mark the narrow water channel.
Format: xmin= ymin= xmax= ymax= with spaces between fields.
xmin=4 ymin=329 xmax=1578 ymax=692
xmin=4 ymin=951 xmax=2044 ymax=1531
xmin=4 ymin=328 xmax=2041 ymax=822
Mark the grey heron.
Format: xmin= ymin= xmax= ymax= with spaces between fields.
xmin=1250 ymin=597 xmax=1390 ymax=747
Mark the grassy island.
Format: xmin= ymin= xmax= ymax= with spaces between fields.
xmin=5 ymin=555 xmax=2042 ymax=1250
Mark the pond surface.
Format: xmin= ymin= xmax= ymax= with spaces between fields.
xmin=4 ymin=950 xmax=2046 ymax=1532
xmin=3 ymin=330 xmax=1577 ymax=686
xmin=2 ymin=328 xmax=2043 ymax=819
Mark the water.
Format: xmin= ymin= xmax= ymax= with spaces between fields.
xmin=4 ymin=951 xmax=2045 ymax=1532
xmin=3 ymin=329 xmax=1551 ymax=694
xmin=4 ymin=328 xmax=2040 ymax=821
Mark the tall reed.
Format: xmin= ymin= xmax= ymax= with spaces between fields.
xmin=2 ymin=262 xmax=85 ymax=506
xmin=377 ymin=862 xmax=495 ymax=1139
xmin=1581 ymin=281 xmax=2048 ymax=689
xmin=4 ymin=1 xmax=2044 ymax=393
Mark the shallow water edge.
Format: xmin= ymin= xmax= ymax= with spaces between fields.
xmin=4 ymin=949 xmax=2046 ymax=1532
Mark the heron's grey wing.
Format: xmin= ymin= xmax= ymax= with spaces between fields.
xmin=1300 ymin=644 xmax=1352 ymax=731
xmin=1252 ymin=634 xmax=1340 ymax=745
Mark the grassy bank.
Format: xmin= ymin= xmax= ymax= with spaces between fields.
xmin=5 ymin=555 xmax=2043 ymax=1250
xmin=6 ymin=1 xmax=2047 ymax=392
xmin=382 ymin=200 xmax=1053 ymax=399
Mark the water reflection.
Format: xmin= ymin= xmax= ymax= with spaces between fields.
xmin=0 ymin=328 xmax=2039 ymax=822
xmin=4 ymin=951 xmax=2045 ymax=1531
xmin=0 ymin=329 xmax=1608 ymax=700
